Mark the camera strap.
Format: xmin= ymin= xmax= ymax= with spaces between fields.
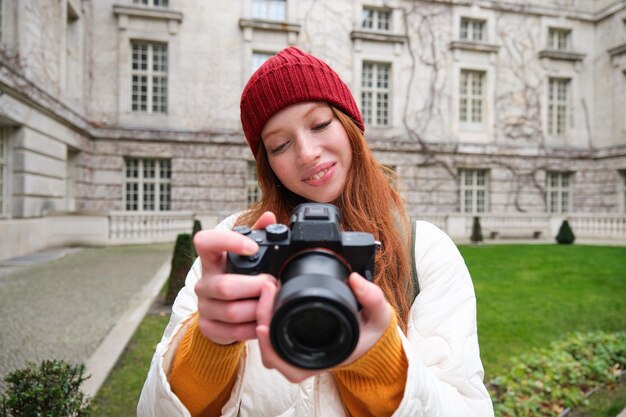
xmin=409 ymin=217 xmax=420 ymax=304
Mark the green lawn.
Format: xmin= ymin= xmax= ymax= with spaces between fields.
xmin=460 ymin=244 xmax=626 ymax=380
xmin=91 ymin=314 xmax=169 ymax=417
xmin=91 ymin=244 xmax=626 ymax=415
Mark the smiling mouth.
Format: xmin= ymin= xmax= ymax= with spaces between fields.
xmin=304 ymin=167 xmax=330 ymax=181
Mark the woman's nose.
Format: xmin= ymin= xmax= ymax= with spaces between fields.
xmin=296 ymin=136 xmax=320 ymax=164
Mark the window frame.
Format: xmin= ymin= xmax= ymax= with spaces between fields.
xmin=620 ymin=171 xmax=626 ymax=214
xmin=124 ymin=158 xmax=172 ymax=212
xmin=133 ymin=0 xmax=169 ymax=7
xmin=0 ymin=0 xmax=4 ymax=44
xmin=361 ymin=6 xmax=392 ymax=32
xmin=459 ymin=69 xmax=486 ymax=127
xmin=547 ymin=77 xmax=570 ymax=136
xmin=459 ymin=169 xmax=488 ymax=214
xmin=547 ymin=27 xmax=572 ymax=51
xmin=131 ymin=41 xmax=169 ymax=114
xmin=460 ymin=17 xmax=486 ymax=42
xmin=252 ymin=0 xmax=286 ymax=21
xmin=361 ymin=61 xmax=391 ymax=128
xmin=546 ymin=171 xmax=573 ymax=213
xmin=0 ymin=127 xmax=7 ymax=217
xmin=246 ymin=161 xmax=261 ymax=205
xmin=251 ymin=51 xmax=274 ymax=73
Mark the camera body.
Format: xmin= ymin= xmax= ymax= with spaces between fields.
xmin=227 ymin=203 xmax=378 ymax=281
xmin=227 ymin=203 xmax=379 ymax=369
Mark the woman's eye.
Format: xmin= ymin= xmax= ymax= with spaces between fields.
xmin=270 ymin=142 xmax=288 ymax=154
xmin=312 ymin=120 xmax=332 ymax=131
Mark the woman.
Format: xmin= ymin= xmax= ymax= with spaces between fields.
xmin=138 ymin=47 xmax=494 ymax=417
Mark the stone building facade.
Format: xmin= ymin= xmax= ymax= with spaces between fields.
xmin=1 ymin=0 xmax=625 ymax=261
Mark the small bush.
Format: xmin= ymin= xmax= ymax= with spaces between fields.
xmin=471 ymin=216 xmax=483 ymax=244
xmin=556 ymin=220 xmax=576 ymax=244
xmin=192 ymin=219 xmax=202 ymax=238
xmin=0 ymin=359 xmax=92 ymax=417
xmin=489 ymin=331 xmax=626 ymax=417
xmin=191 ymin=219 xmax=202 ymax=257
xmin=165 ymin=233 xmax=195 ymax=305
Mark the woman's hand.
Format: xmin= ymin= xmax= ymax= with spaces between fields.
xmin=193 ymin=212 xmax=278 ymax=345
xmin=255 ymin=272 xmax=393 ymax=383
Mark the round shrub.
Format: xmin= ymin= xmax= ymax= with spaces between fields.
xmin=0 ymin=359 xmax=92 ymax=417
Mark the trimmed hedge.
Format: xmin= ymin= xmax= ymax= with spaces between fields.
xmin=165 ymin=233 xmax=195 ymax=306
xmin=471 ymin=216 xmax=483 ymax=244
xmin=556 ymin=220 xmax=576 ymax=244
xmin=191 ymin=219 xmax=202 ymax=258
xmin=489 ymin=331 xmax=626 ymax=417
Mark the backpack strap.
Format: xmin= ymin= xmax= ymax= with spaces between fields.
xmin=409 ymin=217 xmax=420 ymax=304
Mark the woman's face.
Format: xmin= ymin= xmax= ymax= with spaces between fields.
xmin=261 ymin=102 xmax=353 ymax=203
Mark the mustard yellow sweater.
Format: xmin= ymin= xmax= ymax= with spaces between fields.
xmin=170 ymin=313 xmax=407 ymax=417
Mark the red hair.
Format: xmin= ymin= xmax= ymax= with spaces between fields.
xmin=236 ymin=106 xmax=412 ymax=331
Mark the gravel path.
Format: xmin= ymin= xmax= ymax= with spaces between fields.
xmin=0 ymin=244 xmax=172 ymax=392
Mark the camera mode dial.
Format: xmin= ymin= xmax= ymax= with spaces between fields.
xmin=266 ymin=223 xmax=289 ymax=241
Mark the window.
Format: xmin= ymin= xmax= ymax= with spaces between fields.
xmin=621 ymin=171 xmax=626 ymax=213
xmin=460 ymin=169 xmax=488 ymax=213
xmin=362 ymin=7 xmax=391 ymax=31
xmin=548 ymin=28 xmax=571 ymax=50
xmin=131 ymin=42 xmax=168 ymax=113
xmin=133 ymin=0 xmax=169 ymax=6
xmin=547 ymin=78 xmax=570 ymax=136
xmin=546 ymin=171 xmax=572 ymax=213
xmin=252 ymin=0 xmax=286 ymax=21
xmin=66 ymin=149 xmax=78 ymax=212
xmin=252 ymin=51 xmax=273 ymax=72
xmin=125 ymin=158 xmax=171 ymax=211
xmin=65 ymin=3 xmax=80 ymax=100
xmin=0 ymin=0 xmax=4 ymax=43
xmin=0 ymin=128 xmax=7 ymax=216
xmin=246 ymin=161 xmax=261 ymax=204
xmin=459 ymin=69 xmax=485 ymax=125
xmin=361 ymin=62 xmax=391 ymax=127
xmin=460 ymin=17 xmax=486 ymax=42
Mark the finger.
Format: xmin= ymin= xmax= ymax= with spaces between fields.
xmin=198 ymin=317 xmax=257 ymax=345
xmin=348 ymin=273 xmax=391 ymax=325
xmin=193 ymin=230 xmax=258 ymax=273
xmin=195 ymin=273 xmax=276 ymax=301
xmin=251 ymin=211 xmax=277 ymax=230
xmin=256 ymin=281 xmax=278 ymax=327
xmin=255 ymin=283 xmax=278 ymax=368
xmin=198 ymin=298 xmax=259 ymax=324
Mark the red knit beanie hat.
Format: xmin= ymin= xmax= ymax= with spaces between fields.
xmin=240 ymin=47 xmax=364 ymax=158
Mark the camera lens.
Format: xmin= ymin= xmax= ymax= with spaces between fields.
xmin=272 ymin=298 xmax=358 ymax=369
xmin=290 ymin=308 xmax=338 ymax=348
xmin=270 ymin=250 xmax=360 ymax=369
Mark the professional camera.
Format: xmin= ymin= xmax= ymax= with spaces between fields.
xmin=227 ymin=203 xmax=379 ymax=370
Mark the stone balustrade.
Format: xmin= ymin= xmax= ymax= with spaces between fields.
xmin=108 ymin=211 xmax=195 ymax=244
xmin=414 ymin=213 xmax=626 ymax=242
xmin=2 ymin=211 xmax=626 ymax=262
xmin=568 ymin=214 xmax=626 ymax=238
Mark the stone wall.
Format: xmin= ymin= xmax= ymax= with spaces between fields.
xmin=1 ymin=0 xmax=625 ymax=261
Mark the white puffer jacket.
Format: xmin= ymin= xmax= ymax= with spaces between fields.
xmin=137 ymin=216 xmax=494 ymax=417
